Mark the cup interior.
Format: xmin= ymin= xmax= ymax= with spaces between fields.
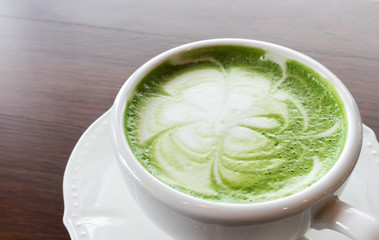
xmin=111 ymin=38 xmax=362 ymax=223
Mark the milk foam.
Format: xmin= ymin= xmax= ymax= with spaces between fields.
xmin=125 ymin=48 xmax=345 ymax=203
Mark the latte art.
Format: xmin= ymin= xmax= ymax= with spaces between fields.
xmin=125 ymin=46 xmax=346 ymax=203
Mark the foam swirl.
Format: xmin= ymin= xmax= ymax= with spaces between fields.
xmin=125 ymin=53 xmax=345 ymax=203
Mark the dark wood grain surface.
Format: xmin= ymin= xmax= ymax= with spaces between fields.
xmin=1 ymin=0 xmax=378 ymax=239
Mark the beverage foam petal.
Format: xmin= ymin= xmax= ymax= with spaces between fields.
xmin=153 ymin=132 xmax=216 ymax=195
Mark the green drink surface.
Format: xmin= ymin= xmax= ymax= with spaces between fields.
xmin=124 ymin=45 xmax=346 ymax=203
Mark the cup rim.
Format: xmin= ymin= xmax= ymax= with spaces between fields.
xmin=111 ymin=38 xmax=362 ymax=223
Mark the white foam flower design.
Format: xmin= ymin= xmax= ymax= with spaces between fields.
xmin=134 ymin=63 xmax=340 ymax=197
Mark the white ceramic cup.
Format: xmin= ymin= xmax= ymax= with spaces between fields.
xmin=111 ymin=39 xmax=379 ymax=240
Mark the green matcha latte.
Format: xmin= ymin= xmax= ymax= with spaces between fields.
xmin=124 ymin=45 xmax=346 ymax=204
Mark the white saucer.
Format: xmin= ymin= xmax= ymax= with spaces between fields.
xmin=63 ymin=110 xmax=379 ymax=240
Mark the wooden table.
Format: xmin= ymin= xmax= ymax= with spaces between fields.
xmin=1 ymin=0 xmax=378 ymax=239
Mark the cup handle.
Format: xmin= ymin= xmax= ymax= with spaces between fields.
xmin=311 ymin=196 xmax=379 ymax=240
